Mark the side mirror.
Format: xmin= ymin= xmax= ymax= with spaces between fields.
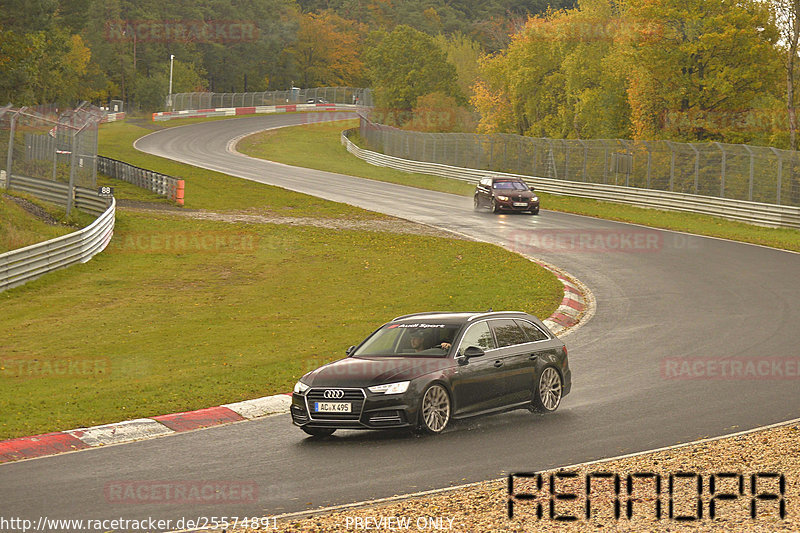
xmin=345 ymin=345 xmax=356 ymax=356
xmin=462 ymin=346 xmax=485 ymax=359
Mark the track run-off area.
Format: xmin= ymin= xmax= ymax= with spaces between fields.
xmin=2 ymin=112 xmax=799 ymax=527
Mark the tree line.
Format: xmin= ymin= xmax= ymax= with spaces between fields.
xmin=2 ymin=0 xmax=800 ymax=149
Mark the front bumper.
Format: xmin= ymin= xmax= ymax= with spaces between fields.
xmin=291 ymin=388 xmax=418 ymax=430
xmin=495 ymin=198 xmax=539 ymax=212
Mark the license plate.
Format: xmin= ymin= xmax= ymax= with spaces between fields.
xmin=513 ymin=202 xmax=528 ymax=207
xmin=314 ymin=402 xmax=351 ymax=413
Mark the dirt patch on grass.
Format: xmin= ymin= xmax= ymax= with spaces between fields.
xmin=2 ymin=194 xmax=59 ymax=225
xmin=120 ymin=205 xmax=469 ymax=240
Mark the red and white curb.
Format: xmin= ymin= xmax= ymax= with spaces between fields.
xmin=0 ymin=397 xmax=291 ymax=463
xmin=0 ymin=262 xmax=590 ymax=464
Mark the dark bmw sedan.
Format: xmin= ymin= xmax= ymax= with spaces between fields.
xmin=474 ymin=176 xmax=539 ymax=214
xmin=291 ymin=311 xmax=570 ymax=436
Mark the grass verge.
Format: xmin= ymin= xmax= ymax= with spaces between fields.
xmin=238 ymin=120 xmax=800 ymax=252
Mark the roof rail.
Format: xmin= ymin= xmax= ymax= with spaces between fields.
xmin=466 ymin=310 xmax=523 ymax=322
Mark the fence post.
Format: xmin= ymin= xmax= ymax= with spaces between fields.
xmin=771 ymin=147 xmax=783 ymax=205
xmin=577 ymin=139 xmax=587 ymax=182
xmin=66 ymin=128 xmax=77 ymax=215
xmin=689 ymin=143 xmax=699 ymax=194
xmin=666 ymin=141 xmax=675 ymax=191
xmin=5 ymin=109 xmax=20 ymax=190
xmin=743 ymin=144 xmax=754 ymax=201
xmin=715 ymin=142 xmax=727 ymax=197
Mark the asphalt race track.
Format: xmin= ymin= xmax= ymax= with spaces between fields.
xmin=2 ymin=112 xmax=799 ymax=528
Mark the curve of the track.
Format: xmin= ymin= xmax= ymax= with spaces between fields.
xmin=3 ymin=113 xmax=799 ymax=529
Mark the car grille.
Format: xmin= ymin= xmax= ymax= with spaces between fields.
xmin=306 ymin=388 xmax=365 ymax=421
xmin=513 ymin=195 xmax=527 ymax=202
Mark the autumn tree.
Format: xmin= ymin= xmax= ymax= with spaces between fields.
xmin=288 ymin=11 xmax=366 ymax=88
xmin=621 ymin=0 xmax=780 ymax=141
xmin=366 ymin=25 xmax=462 ymax=123
xmin=772 ymin=0 xmax=800 ymax=150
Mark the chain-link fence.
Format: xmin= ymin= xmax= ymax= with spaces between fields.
xmin=1 ymin=102 xmax=104 ymax=214
xmin=358 ymin=115 xmax=800 ymax=207
xmin=168 ymin=87 xmax=372 ymax=111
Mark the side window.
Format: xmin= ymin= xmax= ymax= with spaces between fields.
xmin=515 ymin=319 xmax=549 ymax=342
xmin=490 ymin=319 xmax=528 ymax=348
xmin=458 ymin=322 xmax=496 ymax=353
xmin=480 ymin=178 xmax=492 ymax=187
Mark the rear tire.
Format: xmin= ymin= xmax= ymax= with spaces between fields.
xmin=302 ymin=427 xmax=336 ymax=437
xmin=532 ymin=367 xmax=562 ymax=413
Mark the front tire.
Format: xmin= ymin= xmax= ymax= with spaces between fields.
xmin=473 ymin=196 xmax=481 ymax=211
xmin=491 ymin=198 xmax=501 ymax=214
xmin=416 ymin=384 xmax=451 ymax=434
xmin=302 ymin=427 xmax=336 ymax=437
xmin=532 ymin=367 xmax=562 ymax=413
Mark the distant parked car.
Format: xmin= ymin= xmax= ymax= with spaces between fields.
xmin=474 ymin=177 xmax=539 ymax=214
xmin=306 ymin=98 xmax=328 ymax=104
xmin=291 ymin=311 xmax=570 ymax=437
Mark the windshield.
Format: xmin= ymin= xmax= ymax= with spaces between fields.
xmin=354 ymin=323 xmax=461 ymax=357
xmin=493 ymin=180 xmax=528 ymax=191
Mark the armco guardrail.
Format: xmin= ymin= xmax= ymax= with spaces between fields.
xmin=8 ymin=175 xmax=111 ymax=216
xmin=0 ymin=196 xmax=115 ymax=292
xmin=97 ymin=156 xmax=184 ymax=205
xmin=341 ymin=129 xmax=800 ymax=229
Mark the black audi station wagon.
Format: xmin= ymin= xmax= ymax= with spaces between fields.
xmin=291 ymin=311 xmax=571 ymax=437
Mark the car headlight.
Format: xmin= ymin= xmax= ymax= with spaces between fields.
xmin=532 ymin=196 xmax=539 ymax=202
xmin=293 ymin=380 xmax=310 ymax=394
xmin=496 ymin=195 xmax=509 ymax=201
xmin=368 ymin=381 xmax=410 ymax=395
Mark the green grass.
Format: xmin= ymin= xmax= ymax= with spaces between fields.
xmin=239 ymin=120 xmax=800 ymax=252
xmin=0 ymin=211 xmax=562 ymax=439
xmin=0 ymin=192 xmax=96 ymax=254
xmin=0 ymin=195 xmax=70 ymax=253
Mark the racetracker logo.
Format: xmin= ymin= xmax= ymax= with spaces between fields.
xmin=0 ymin=357 xmax=109 ymax=379
xmin=105 ymin=20 xmax=259 ymax=43
xmin=661 ymin=357 xmax=800 ymax=380
xmin=510 ymin=229 xmax=662 ymax=254
xmin=108 ymin=231 xmax=260 ymax=254
xmin=104 ymin=480 xmax=258 ymax=504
